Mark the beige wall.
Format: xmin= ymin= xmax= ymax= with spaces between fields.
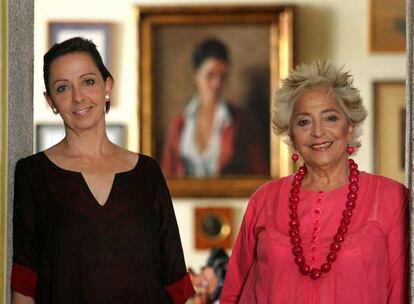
xmin=34 ymin=0 xmax=406 ymax=270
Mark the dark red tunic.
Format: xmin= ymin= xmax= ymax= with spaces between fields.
xmin=12 ymin=152 xmax=194 ymax=303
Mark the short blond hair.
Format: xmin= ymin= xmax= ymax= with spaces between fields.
xmin=272 ymin=59 xmax=367 ymax=147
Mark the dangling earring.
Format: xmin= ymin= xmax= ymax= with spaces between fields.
xmin=346 ymin=143 xmax=355 ymax=155
xmin=52 ymin=107 xmax=59 ymax=115
xmin=105 ymin=94 xmax=110 ymax=114
xmin=292 ymin=153 xmax=299 ymax=162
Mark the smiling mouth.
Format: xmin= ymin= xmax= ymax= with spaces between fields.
xmin=73 ymin=106 xmax=93 ymax=115
xmin=311 ymin=142 xmax=333 ymax=151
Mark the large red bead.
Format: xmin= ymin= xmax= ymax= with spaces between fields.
xmin=327 ymin=252 xmax=337 ymax=262
xmin=349 ymin=183 xmax=359 ymax=192
xmin=292 ymin=246 xmax=303 ymax=256
xmin=290 ymin=196 xmax=299 ymax=203
xmin=289 ymin=220 xmax=299 ymax=228
xmin=289 ymin=204 xmax=297 ymax=212
xmin=347 ymin=192 xmax=357 ymax=201
xmin=289 ymin=229 xmax=299 ymax=237
xmin=345 ymin=200 xmax=356 ymax=209
xmin=350 ymin=169 xmax=359 ymax=176
xmin=295 ymin=255 xmax=305 ymax=265
xmin=321 ymin=262 xmax=332 ymax=273
xmin=341 ymin=216 xmax=351 ymax=226
xmin=338 ymin=225 xmax=347 ymax=234
xmin=349 ymin=175 xmax=359 ymax=183
xmin=300 ymin=264 xmax=311 ymax=275
xmin=310 ymin=268 xmax=322 ymax=280
xmin=289 ymin=212 xmax=298 ymax=220
xmin=349 ymin=163 xmax=358 ymax=170
xmin=294 ymin=173 xmax=303 ymax=180
xmin=343 ymin=209 xmax=353 ymax=218
xmin=298 ymin=166 xmax=307 ymax=175
xmin=330 ymin=242 xmax=341 ymax=252
xmin=291 ymin=235 xmax=302 ymax=245
xmin=293 ymin=179 xmax=301 ymax=187
xmin=348 ymin=158 xmax=355 ymax=164
xmin=291 ymin=187 xmax=299 ymax=195
xmin=334 ymin=232 xmax=344 ymax=243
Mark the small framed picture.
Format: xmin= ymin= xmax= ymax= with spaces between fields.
xmin=195 ymin=207 xmax=233 ymax=249
xmin=48 ymin=22 xmax=113 ymax=70
xmin=373 ymin=81 xmax=405 ymax=183
xmin=369 ymin=0 xmax=405 ymax=52
xmin=36 ymin=124 xmax=126 ymax=152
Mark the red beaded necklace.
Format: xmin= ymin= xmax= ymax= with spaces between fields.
xmin=289 ymin=159 xmax=359 ymax=280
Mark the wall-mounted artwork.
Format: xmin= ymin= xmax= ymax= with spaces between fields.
xmin=195 ymin=207 xmax=233 ymax=249
xmin=48 ymin=22 xmax=113 ymax=69
xmin=370 ymin=0 xmax=405 ymax=52
xmin=374 ymin=81 xmax=405 ymax=183
xmin=138 ymin=5 xmax=294 ymax=197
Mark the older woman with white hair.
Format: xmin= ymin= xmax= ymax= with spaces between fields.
xmin=220 ymin=60 xmax=408 ymax=303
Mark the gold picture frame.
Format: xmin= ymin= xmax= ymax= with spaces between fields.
xmin=138 ymin=6 xmax=294 ymax=197
xmin=374 ymin=81 xmax=406 ymax=183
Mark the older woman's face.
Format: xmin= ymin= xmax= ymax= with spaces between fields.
xmin=194 ymin=58 xmax=228 ymax=103
xmin=290 ymin=86 xmax=354 ymax=169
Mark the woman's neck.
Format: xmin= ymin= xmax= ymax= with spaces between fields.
xmin=60 ymin=124 xmax=113 ymax=158
xmin=301 ymin=159 xmax=351 ymax=192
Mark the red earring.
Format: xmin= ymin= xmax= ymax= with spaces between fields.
xmin=346 ymin=144 xmax=355 ymax=155
xmin=292 ymin=153 xmax=299 ymax=162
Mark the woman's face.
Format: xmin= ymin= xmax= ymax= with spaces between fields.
xmin=44 ymin=52 xmax=112 ymax=133
xmin=194 ymin=58 xmax=228 ymax=103
xmin=290 ymin=86 xmax=354 ymax=169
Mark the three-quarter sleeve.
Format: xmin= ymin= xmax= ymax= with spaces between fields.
xmin=220 ymin=196 xmax=261 ymax=303
xmin=386 ymin=184 xmax=409 ymax=303
xmin=153 ymin=163 xmax=194 ymax=303
xmin=11 ymin=159 xmax=38 ymax=298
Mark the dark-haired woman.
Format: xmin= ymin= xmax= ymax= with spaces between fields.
xmin=161 ymin=39 xmax=268 ymax=178
xmin=11 ymin=37 xmax=194 ymax=304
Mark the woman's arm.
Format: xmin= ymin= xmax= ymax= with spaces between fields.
xmin=152 ymin=159 xmax=194 ymax=303
xmin=386 ymin=185 xmax=409 ymax=303
xmin=12 ymin=291 xmax=35 ymax=304
xmin=11 ymin=159 xmax=39 ymax=300
xmin=220 ymin=196 xmax=260 ymax=303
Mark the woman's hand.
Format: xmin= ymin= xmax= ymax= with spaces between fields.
xmin=12 ymin=292 xmax=34 ymax=304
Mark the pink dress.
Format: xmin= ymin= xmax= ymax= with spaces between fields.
xmin=220 ymin=172 xmax=408 ymax=304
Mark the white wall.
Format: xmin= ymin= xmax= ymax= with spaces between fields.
xmin=34 ymin=0 xmax=406 ymax=270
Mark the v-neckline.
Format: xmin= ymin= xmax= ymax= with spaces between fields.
xmin=78 ymin=173 xmax=117 ymax=207
xmin=40 ymin=151 xmax=140 ymax=208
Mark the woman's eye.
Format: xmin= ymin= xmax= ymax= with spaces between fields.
xmin=297 ymin=119 xmax=309 ymax=127
xmin=56 ymin=85 xmax=67 ymax=93
xmin=327 ymin=115 xmax=338 ymax=122
xmin=84 ymin=78 xmax=95 ymax=86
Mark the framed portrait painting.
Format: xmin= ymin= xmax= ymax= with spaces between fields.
xmin=374 ymin=81 xmax=405 ymax=184
xmin=138 ymin=6 xmax=294 ymax=197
